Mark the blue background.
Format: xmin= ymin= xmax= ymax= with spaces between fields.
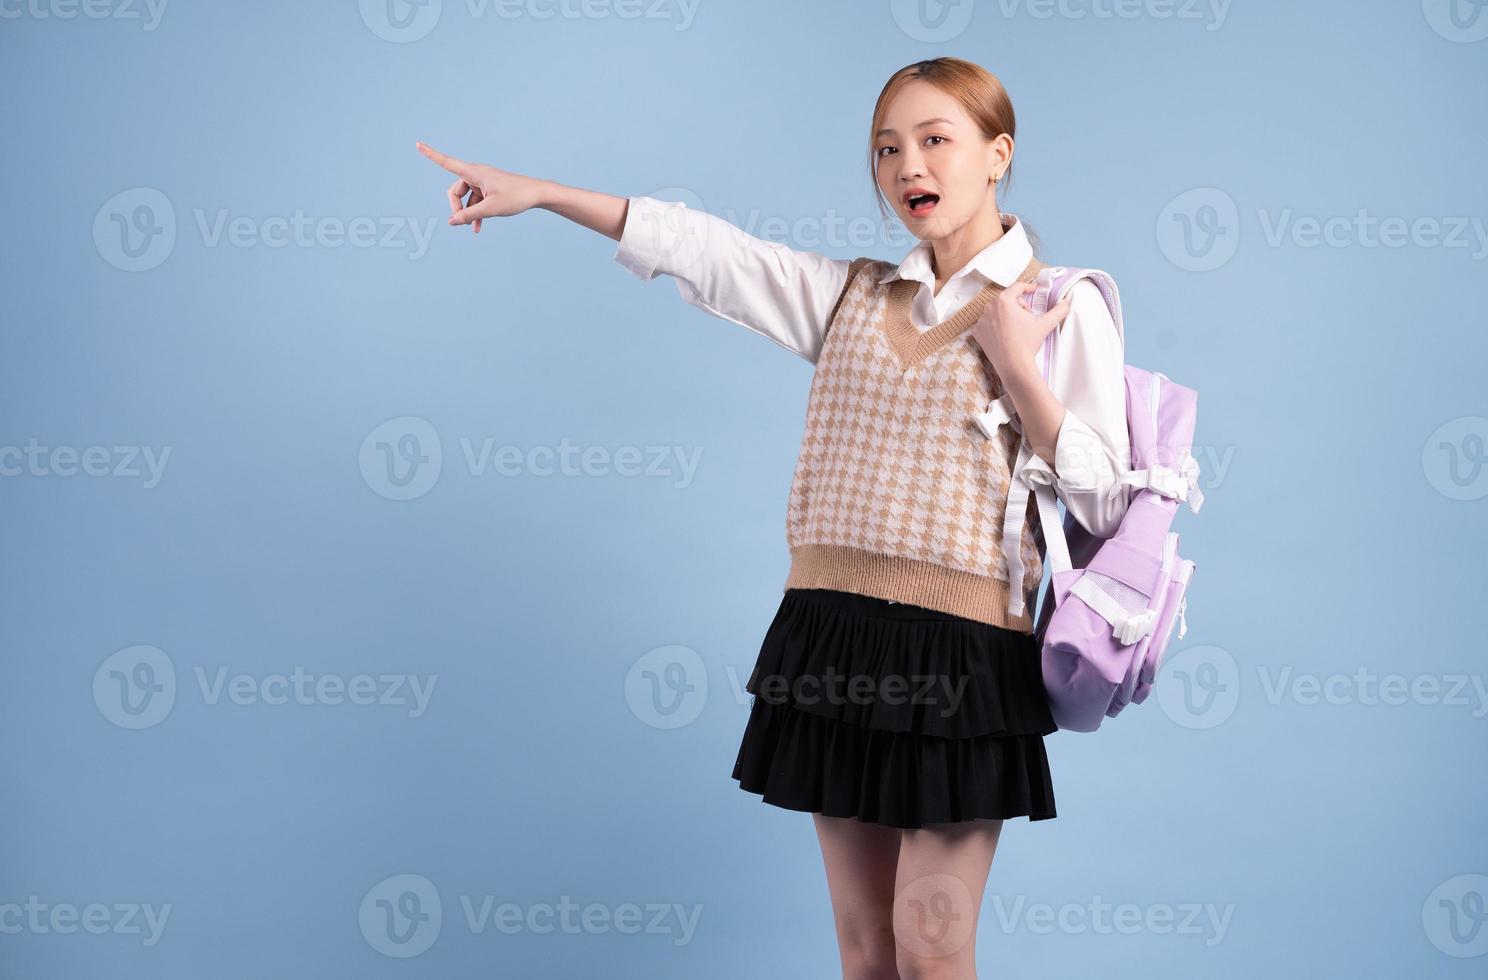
xmin=2 ymin=0 xmax=1486 ymax=976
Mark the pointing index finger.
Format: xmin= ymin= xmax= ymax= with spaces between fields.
xmin=416 ymin=141 xmax=474 ymax=181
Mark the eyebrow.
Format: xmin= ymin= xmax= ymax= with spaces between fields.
xmin=875 ymin=117 xmax=956 ymax=138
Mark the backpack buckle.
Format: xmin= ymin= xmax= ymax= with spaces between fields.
xmin=973 ymin=394 xmax=1020 ymax=440
xmin=1115 ymin=608 xmax=1158 ymax=645
xmin=1146 ymin=465 xmax=1187 ymax=500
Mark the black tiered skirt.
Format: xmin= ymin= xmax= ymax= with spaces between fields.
xmin=731 ymin=587 xmax=1058 ymax=828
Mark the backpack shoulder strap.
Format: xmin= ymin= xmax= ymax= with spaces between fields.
xmin=1031 ymin=267 xmax=1124 ymax=346
xmin=982 ymin=259 xmax=1119 ymax=619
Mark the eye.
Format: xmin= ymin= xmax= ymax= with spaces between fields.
xmin=876 ymin=145 xmax=896 ymax=158
xmin=925 ymin=135 xmax=946 ymax=147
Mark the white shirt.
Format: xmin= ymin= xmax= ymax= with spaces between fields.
xmin=612 ymin=195 xmax=1133 ymax=537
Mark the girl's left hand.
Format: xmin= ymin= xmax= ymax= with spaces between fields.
xmin=970 ymin=280 xmax=1071 ymax=380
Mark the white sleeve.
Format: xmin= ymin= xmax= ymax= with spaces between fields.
xmin=1020 ymin=278 xmax=1133 ymax=538
xmin=612 ymin=195 xmax=852 ymax=364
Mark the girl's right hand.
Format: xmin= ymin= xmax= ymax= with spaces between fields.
xmin=415 ymin=141 xmax=547 ymax=234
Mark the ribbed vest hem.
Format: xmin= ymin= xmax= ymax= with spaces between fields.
xmin=784 ymin=543 xmax=1036 ymax=633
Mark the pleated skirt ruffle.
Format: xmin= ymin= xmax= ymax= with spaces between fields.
xmin=731 ymin=587 xmax=1058 ymax=828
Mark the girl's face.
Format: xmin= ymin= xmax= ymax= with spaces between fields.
xmin=873 ymin=80 xmax=1009 ymax=241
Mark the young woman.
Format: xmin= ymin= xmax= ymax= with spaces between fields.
xmin=419 ymin=56 xmax=1130 ymax=980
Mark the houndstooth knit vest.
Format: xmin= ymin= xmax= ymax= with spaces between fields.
xmin=783 ymin=254 xmax=1049 ymax=632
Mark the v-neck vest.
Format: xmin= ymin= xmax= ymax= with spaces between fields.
xmin=783 ymin=255 xmax=1048 ymax=632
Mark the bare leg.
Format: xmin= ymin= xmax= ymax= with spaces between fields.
xmin=891 ymin=817 xmax=1005 ymax=980
xmin=814 ymin=813 xmax=904 ymax=980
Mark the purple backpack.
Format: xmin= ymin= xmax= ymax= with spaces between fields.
xmin=974 ymin=266 xmax=1205 ymax=732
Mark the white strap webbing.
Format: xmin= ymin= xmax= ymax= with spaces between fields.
xmin=1109 ymin=453 xmax=1205 ymax=513
xmin=988 ymin=395 xmax=1073 ymax=618
xmin=1069 ymin=576 xmax=1158 ymax=645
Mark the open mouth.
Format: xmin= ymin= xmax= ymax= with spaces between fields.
xmin=905 ymin=193 xmax=940 ymax=217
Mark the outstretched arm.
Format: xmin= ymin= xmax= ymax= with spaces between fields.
xmin=415 ymin=140 xmax=629 ymax=239
xmin=415 ymin=141 xmax=850 ymax=364
xmin=610 ymin=196 xmax=851 ymax=363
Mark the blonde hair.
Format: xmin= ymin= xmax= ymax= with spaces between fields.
xmin=867 ymin=57 xmax=1040 ymax=255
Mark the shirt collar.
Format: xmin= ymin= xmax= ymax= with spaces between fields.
xmin=877 ymin=212 xmax=1031 ymax=289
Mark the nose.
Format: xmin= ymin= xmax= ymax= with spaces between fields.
xmin=896 ymin=144 xmax=927 ymax=181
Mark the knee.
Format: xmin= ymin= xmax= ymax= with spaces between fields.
xmin=843 ymin=958 xmax=900 ymax=980
xmin=839 ymin=921 xmax=898 ymax=980
xmin=894 ymin=949 xmax=971 ymax=980
xmin=843 ymin=963 xmax=900 ymax=980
